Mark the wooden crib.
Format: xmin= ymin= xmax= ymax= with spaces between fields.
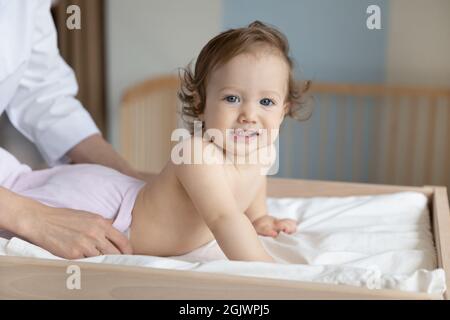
xmin=1 ymin=76 xmax=449 ymax=299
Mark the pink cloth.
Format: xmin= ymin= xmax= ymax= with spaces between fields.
xmin=0 ymin=147 xmax=31 ymax=189
xmin=0 ymin=147 xmax=145 ymax=235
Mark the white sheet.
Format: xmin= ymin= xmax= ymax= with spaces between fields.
xmin=0 ymin=191 xmax=446 ymax=295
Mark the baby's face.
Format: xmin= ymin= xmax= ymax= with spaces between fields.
xmin=201 ymin=52 xmax=289 ymax=157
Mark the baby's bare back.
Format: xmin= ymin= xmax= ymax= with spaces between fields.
xmin=129 ymin=160 xmax=263 ymax=256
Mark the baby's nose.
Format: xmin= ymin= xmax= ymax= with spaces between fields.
xmin=239 ymin=116 xmax=257 ymax=124
xmin=238 ymin=104 xmax=257 ymax=124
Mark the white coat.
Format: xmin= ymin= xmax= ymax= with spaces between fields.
xmin=0 ymin=0 xmax=99 ymax=165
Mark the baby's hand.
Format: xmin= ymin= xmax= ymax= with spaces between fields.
xmin=252 ymin=215 xmax=297 ymax=237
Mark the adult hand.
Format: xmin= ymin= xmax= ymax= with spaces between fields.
xmin=21 ymin=205 xmax=133 ymax=259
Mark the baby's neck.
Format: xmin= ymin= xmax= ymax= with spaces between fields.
xmin=226 ymin=146 xmax=276 ymax=174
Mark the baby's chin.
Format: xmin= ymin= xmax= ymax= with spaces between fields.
xmin=222 ymin=139 xmax=272 ymax=164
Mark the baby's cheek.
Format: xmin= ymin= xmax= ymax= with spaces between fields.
xmin=269 ymin=124 xmax=281 ymax=141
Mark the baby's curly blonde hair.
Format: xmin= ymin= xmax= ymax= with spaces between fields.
xmin=178 ymin=20 xmax=311 ymax=133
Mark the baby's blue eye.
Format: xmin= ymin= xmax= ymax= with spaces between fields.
xmin=260 ymin=98 xmax=274 ymax=107
xmin=225 ymin=95 xmax=240 ymax=103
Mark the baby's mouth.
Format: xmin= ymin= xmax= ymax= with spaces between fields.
xmin=231 ymin=128 xmax=260 ymax=137
xmin=228 ymin=128 xmax=262 ymax=144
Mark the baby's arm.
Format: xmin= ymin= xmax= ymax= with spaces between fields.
xmin=175 ymin=158 xmax=274 ymax=262
xmin=245 ymin=178 xmax=297 ymax=237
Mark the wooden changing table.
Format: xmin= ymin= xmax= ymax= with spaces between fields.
xmin=0 ymin=177 xmax=449 ymax=300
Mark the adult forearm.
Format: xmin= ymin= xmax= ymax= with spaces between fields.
xmin=66 ymin=134 xmax=138 ymax=177
xmin=0 ymin=187 xmax=43 ymax=237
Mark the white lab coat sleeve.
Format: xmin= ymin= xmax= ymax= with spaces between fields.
xmin=5 ymin=0 xmax=100 ymax=166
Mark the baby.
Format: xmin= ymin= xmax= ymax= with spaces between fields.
xmin=3 ymin=21 xmax=309 ymax=262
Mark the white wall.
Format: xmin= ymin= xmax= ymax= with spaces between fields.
xmin=105 ymin=0 xmax=222 ymax=149
xmin=386 ymin=0 xmax=450 ymax=86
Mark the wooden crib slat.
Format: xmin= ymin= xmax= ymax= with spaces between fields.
xmin=319 ymin=94 xmax=330 ymax=180
xmin=368 ymin=95 xmax=383 ymax=183
xmin=386 ymin=95 xmax=400 ymax=185
xmin=403 ymin=96 xmax=419 ymax=185
xmin=424 ymin=97 xmax=438 ymax=185
xmin=334 ymin=95 xmax=347 ymax=181
xmin=301 ymin=111 xmax=311 ymax=178
xmin=351 ymin=95 xmax=364 ymax=181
